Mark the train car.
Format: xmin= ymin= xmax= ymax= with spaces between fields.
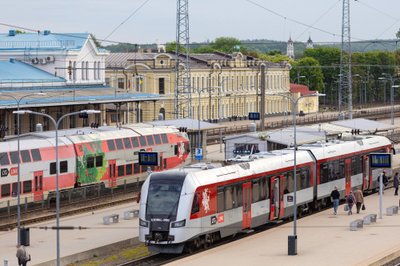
xmin=0 ymin=124 xmax=190 ymax=208
xmin=139 ymin=135 xmax=393 ymax=254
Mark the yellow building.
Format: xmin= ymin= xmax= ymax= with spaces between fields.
xmin=105 ymin=51 xmax=318 ymax=123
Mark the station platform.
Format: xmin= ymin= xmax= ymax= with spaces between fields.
xmin=0 ymin=201 xmax=139 ymax=266
xmin=169 ymin=188 xmax=400 ymax=266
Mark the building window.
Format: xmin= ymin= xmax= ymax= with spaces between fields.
xmin=81 ymin=62 xmax=85 ymax=80
xmin=86 ymin=61 xmax=89 ymax=80
xmin=159 ymin=78 xmax=165 ymax=94
xmin=118 ymin=78 xmax=125 ymax=89
xmin=105 ymin=78 xmax=110 ymax=86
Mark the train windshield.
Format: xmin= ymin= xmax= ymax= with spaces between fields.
xmin=146 ymin=179 xmax=184 ymax=220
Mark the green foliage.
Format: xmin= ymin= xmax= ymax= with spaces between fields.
xmin=90 ymin=34 xmax=103 ymax=48
xmin=106 ymin=43 xmax=138 ymax=53
xmin=291 ymin=57 xmax=324 ymax=92
xmin=210 ymin=37 xmax=242 ymax=53
xmin=165 ymin=41 xmax=186 ymax=53
xmin=192 ymin=45 xmax=214 ymax=53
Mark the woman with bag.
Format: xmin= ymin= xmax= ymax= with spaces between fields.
xmin=16 ymin=245 xmax=31 ymax=266
xmin=353 ymin=188 xmax=364 ymax=214
xmin=346 ymin=192 xmax=356 ymax=215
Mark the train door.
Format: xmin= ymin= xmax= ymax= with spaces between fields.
xmin=242 ymin=182 xmax=252 ymax=229
xmin=33 ymin=171 xmax=43 ymax=201
xmin=344 ymin=158 xmax=352 ymax=195
xmin=108 ymin=160 xmax=116 ymax=187
xmin=269 ymin=176 xmax=282 ymax=220
xmin=362 ymin=155 xmax=371 ymax=190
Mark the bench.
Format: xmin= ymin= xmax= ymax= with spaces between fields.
xmin=386 ymin=206 xmax=399 ymax=216
xmin=103 ymin=214 xmax=119 ymax=225
xmin=123 ymin=209 xmax=139 ymax=220
xmin=363 ymin=214 xmax=377 ymax=225
xmin=350 ymin=219 xmax=364 ymax=231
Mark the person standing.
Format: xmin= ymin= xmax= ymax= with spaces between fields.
xmin=353 ymin=188 xmax=364 ymax=214
xmin=393 ymin=172 xmax=399 ymax=196
xmin=346 ymin=191 xmax=355 ymax=215
xmin=16 ymin=245 xmax=30 ymax=266
xmin=330 ymin=186 xmax=340 ymax=215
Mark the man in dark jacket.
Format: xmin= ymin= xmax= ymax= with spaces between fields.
xmin=394 ymin=172 xmax=399 ymax=196
xmin=330 ymin=186 xmax=340 ymax=215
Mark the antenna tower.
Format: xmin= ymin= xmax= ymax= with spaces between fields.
xmin=339 ymin=0 xmax=353 ymax=119
xmin=174 ymin=0 xmax=192 ymax=119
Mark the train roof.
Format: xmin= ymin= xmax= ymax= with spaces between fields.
xmin=298 ymin=135 xmax=392 ymax=160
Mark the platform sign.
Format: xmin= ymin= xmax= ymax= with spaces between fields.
xmin=195 ymin=148 xmax=203 ymax=160
xmin=248 ymin=112 xmax=260 ymax=120
xmin=138 ymin=152 xmax=159 ymax=166
xmin=369 ymin=153 xmax=391 ymax=168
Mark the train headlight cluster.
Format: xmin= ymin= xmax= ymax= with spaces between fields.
xmin=139 ymin=218 xmax=149 ymax=227
xmin=171 ymin=219 xmax=186 ymax=228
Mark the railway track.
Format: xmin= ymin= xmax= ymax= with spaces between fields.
xmin=0 ymin=192 xmax=137 ymax=231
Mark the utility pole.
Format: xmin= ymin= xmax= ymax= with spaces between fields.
xmin=260 ymin=63 xmax=266 ymax=131
xmin=339 ymin=0 xmax=353 ymax=119
xmin=174 ymin=0 xmax=192 ymax=119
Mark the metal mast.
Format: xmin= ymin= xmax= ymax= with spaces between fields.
xmin=175 ymin=0 xmax=192 ymax=119
xmin=339 ymin=0 xmax=353 ymax=119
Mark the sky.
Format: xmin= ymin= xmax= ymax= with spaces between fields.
xmin=1 ymin=0 xmax=400 ymax=46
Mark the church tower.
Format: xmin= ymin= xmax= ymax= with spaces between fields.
xmin=286 ymin=36 xmax=295 ymax=59
xmin=306 ymin=36 xmax=314 ymax=49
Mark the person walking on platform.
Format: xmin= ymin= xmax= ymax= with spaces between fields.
xmin=346 ymin=191 xmax=355 ymax=215
xmin=353 ymin=188 xmax=364 ymax=214
xmin=330 ymin=186 xmax=340 ymax=215
xmin=16 ymin=244 xmax=30 ymax=266
xmin=394 ymin=172 xmax=399 ymax=196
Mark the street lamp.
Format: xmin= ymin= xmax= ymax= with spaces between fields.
xmin=272 ymin=92 xmax=325 ymax=256
xmin=0 ymin=92 xmax=46 ymax=245
xmin=13 ymin=109 xmax=101 ymax=266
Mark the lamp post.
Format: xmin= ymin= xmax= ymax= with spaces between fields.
xmin=272 ymin=92 xmax=325 ymax=256
xmin=13 ymin=109 xmax=100 ymax=266
xmin=0 ymin=92 xmax=46 ymax=245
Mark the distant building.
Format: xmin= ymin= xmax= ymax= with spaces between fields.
xmin=106 ymin=51 xmax=292 ymax=122
xmin=286 ymin=36 xmax=295 ymax=59
xmin=290 ymin=83 xmax=319 ymax=114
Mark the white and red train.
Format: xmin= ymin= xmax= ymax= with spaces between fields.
xmin=139 ymin=135 xmax=393 ymax=254
xmin=0 ymin=124 xmax=190 ymax=208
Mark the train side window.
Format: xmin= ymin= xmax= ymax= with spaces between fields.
xmin=236 ymin=184 xmax=243 ymax=207
xmin=126 ymin=164 xmax=132 ymax=175
xmin=139 ymin=136 xmax=147 ymax=146
xmin=252 ymin=179 xmax=260 ymax=202
xmin=87 ymin=156 xmax=94 ymax=168
xmin=31 ymin=149 xmax=42 ymax=162
xmin=131 ymin=137 xmax=139 ymax=148
xmin=115 ymin=139 xmax=124 ymax=150
xmin=351 ymin=156 xmax=362 ymax=175
xmin=225 ymin=186 xmax=234 ymax=210
xmin=161 ymin=133 xmax=168 ymax=144
xmin=21 ymin=150 xmax=31 ymax=163
xmin=299 ymin=168 xmax=310 ymax=189
xmin=174 ymin=145 xmax=178 ymax=155
xmin=1 ymin=184 xmax=10 ymax=197
xmin=134 ymin=163 xmax=140 ymax=174
xmin=285 ymin=172 xmax=294 ymax=193
xmin=118 ymin=165 xmax=125 ymax=177
xmin=95 ymin=155 xmax=103 ymax=167
xmin=0 ymin=152 xmax=10 ymax=166
xmin=146 ymin=135 xmax=154 ymax=146
xmin=107 ymin=139 xmax=116 ymax=151
xmin=217 ymin=188 xmax=224 ymax=212
xmin=123 ymin=138 xmax=132 ymax=149
xmin=60 ymin=161 xmax=68 ymax=173
xmin=339 ymin=159 xmax=345 ymax=178
xmin=23 ymin=181 xmax=32 ymax=194
xmin=320 ymin=163 xmax=329 ymax=184
xmin=154 ymin=134 xmax=162 ymax=145
xmin=50 ymin=162 xmax=56 ymax=175
xmin=260 ymin=177 xmax=269 ymax=199
xmin=185 ymin=142 xmax=190 ymax=153
xmin=10 ymin=151 xmax=19 ymax=165
xmin=191 ymin=193 xmax=200 ymax=214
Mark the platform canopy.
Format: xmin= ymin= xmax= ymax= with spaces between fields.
xmin=331 ymin=118 xmax=396 ymax=133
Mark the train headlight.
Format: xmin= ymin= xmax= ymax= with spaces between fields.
xmin=171 ymin=219 xmax=186 ymax=228
xmin=139 ymin=218 xmax=149 ymax=228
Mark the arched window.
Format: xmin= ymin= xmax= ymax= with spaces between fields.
xmin=81 ymin=62 xmax=85 ymax=80
xmin=97 ymin=61 xmax=101 ymax=80
xmin=93 ymin=61 xmax=97 ymax=80
xmin=73 ymin=62 xmax=76 ymax=81
xmin=86 ymin=61 xmax=89 ymax=80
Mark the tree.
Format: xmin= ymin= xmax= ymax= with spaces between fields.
xmin=165 ymin=41 xmax=186 ymax=53
xmin=210 ymin=37 xmax=242 ymax=53
xmin=290 ymin=57 xmax=324 ymax=92
xmin=396 ymin=29 xmax=400 ymax=39
xmin=90 ymin=34 xmax=103 ymax=48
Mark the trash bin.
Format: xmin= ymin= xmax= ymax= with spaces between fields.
xmin=20 ymin=227 xmax=30 ymax=246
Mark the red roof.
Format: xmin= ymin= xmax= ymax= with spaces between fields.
xmin=290 ymin=83 xmax=316 ymax=96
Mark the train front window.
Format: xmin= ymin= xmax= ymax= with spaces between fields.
xmin=146 ymin=181 xmax=183 ymax=219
